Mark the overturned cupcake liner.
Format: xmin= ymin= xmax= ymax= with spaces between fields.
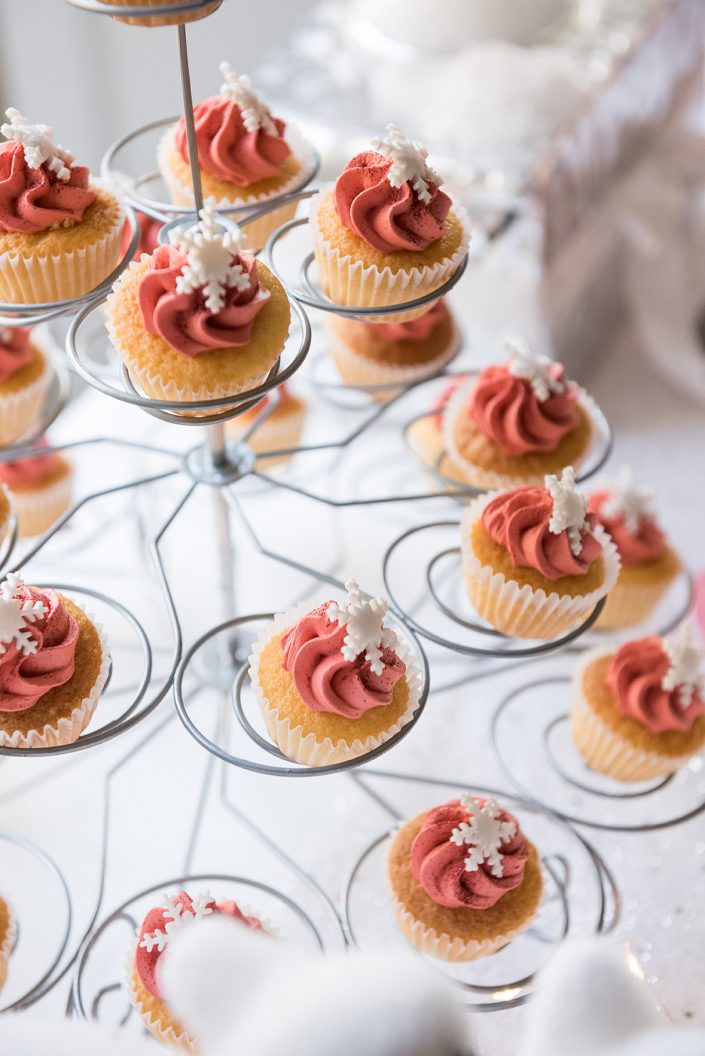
xmin=594 ymin=567 xmax=679 ymax=631
xmin=0 ymin=354 xmax=52 ymax=446
xmin=157 ymin=124 xmax=317 ymax=250
xmin=0 ymin=607 xmax=110 ymax=750
xmin=125 ymin=942 xmax=196 ymax=1054
xmin=248 ymin=600 xmax=424 ymax=767
xmin=392 ymin=898 xmax=537 ymax=963
xmin=0 ymin=194 xmax=125 ymax=306
xmin=227 ymin=405 xmax=305 ymax=463
xmin=0 ymin=900 xmax=16 ymax=992
xmin=8 ymin=470 xmax=73 ymax=539
xmin=460 ymin=493 xmax=620 ymax=641
xmin=105 ymin=0 xmax=220 ymax=26
xmin=310 ymin=190 xmax=471 ymax=324
xmin=443 ymin=378 xmax=602 ymax=490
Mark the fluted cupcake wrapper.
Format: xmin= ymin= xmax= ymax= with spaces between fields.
xmin=125 ymin=942 xmax=196 ymax=1053
xmin=0 ymin=901 xmax=16 ymax=992
xmin=593 ymin=570 xmax=678 ymax=631
xmin=392 ymin=898 xmax=537 ymax=963
xmin=0 ymin=356 xmax=52 ymax=445
xmin=443 ymin=378 xmax=602 ymax=490
xmin=310 ymin=191 xmax=471 ymax=325
xmin=0 ymin=609 xmax=110 ymax=750
xmin=248 ymin=600 xmax=423 ymax=767
xmin=460 ymin=493 xmax=621 ymax=641
xmin=9 ymin=470 xmax=73 ymax=539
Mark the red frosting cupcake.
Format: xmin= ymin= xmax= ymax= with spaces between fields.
xmin=0 ymin=325 xmax=52 ymax=444
xmin=226 ymin=383 xmax=307 ymax=467
xmin=0 ymin=437 xmax=72 ymax=538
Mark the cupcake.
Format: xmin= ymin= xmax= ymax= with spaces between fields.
xmin=572 ymin=623 xmax=705 ymax=781
xmin=106 ymin=207 xmax=290 ymax=408
xmin=0 ymin=574 xmax=110 ymax=749
xmin=588 ymin=468 xmax=681 ymax=630
xmin=0 ymin=438 xmax=72 ymax=538
xmin=461 ymin=467 xmax=620 ymax=640
xmin=0 ymin=895 xmax=15 ymax=993
xmin=121 ymin=208 xmax=162 ymax=262
xmin=327 ymin=299 xmax=460 ymax=399
xmin=249 ymin=579 xmax=423 ymax=766
xmin=158 ymin=63 xmax=314 ymax=251
xmin=444 ymin=341 xmax=598 ymax=489
xmin=226 ymin=383 xmax=306 ymax=466
xmin=310 ymin=124 xmax=470 ymax=323
xmin=407 ymin=376 xmax=469 ymax=484
xmin=0 ymin=109 xmax=124 ymax=304
xmin=388 ymin=795 xmax=543 ymax=961
xmin=128 ymin=890 xmax=264 ymax=1052
xmin=100 ymin=0 xmax=221 ymax=27
xmin=0 ymin=326 xmax=52 ymax=444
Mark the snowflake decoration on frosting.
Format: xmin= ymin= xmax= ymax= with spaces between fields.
xmin=219 ymin=63 xmax=278 ymax=135
xmin=326 ymin=579 xmax=398 ymax=676
xmin=449 ymin=796 xmax=517 ymax=878
xmin=1 ymin=108 xmax=74 ymax=181
xmin=661 ymin=623 xmax=705 ymax=708
xmin=370 ymin=124 xmax=442 ymax=204
xmin=0 ymin=573 xmax=46 ymax=657
xmin=171 ymin=207 xmax=248 ymax=314
xmin=546 ymin=467 xmax=589 ymax=556
xmin=507 ymin=340 xmax=566 ymax=402
xmin=138 ymin=892 xmax=213 ymax=954
xmin=600 ymin=466 xmax=654 ymax=536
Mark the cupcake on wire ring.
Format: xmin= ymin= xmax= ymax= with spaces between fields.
xmin=98 ymin=0 xmax=221 ymax=27
xmin=0 ymin=437 xmax=72 ymax=539
xmin=0 ymin=324 xmax=52 ymax=445
xmin=226 ymin=383 xmax=306 ymax=467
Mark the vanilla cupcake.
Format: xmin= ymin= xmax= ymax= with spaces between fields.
xmin=327 ymin=299 xmax=460 ymax=399
xmin=0 ymin=326 xmax=52 ymax=443
xmin=106 ymin=207 xmax=290 ymax=409
xmin=406 ymin=376 xmax=470 ymax=483
xmin=444 ymin=341 xmax=598 ymax=489
xmin=0 ymin=895 xmax=15 ymax=993
xmin=572 ymin=624 xmax=705 ymax=781
xmin=249 ymin=580 xmax=423 ymax=766
xmin=588 ymin=468 xmax=681 ymax=630
xmin=0 ymin=109 xmax=123 ymax=304
xmin=0 ymin=574 xmax=110 ymax=749
xmin=226 ymin=383 xmax=306 ymax=466
xmin=158 ymin=64 xmax=314 ymax=251
xmin=388 ymin=795 xmax=543 ymax=961
xmin=100 ymin=0 xmax=220 ymax=26
xmin=311 ymin=124 xmax=470 ymax=323
xmin=128 ymin=890 xmax=264 ymax=1052
xmin=0 ymin=438 xmax=72 ymax=538
xmin=461 ymin=467 xmax=619 ymax=640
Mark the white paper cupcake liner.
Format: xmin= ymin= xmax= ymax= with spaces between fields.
xmin=460 ymin=493 xmax=621 ymax=640
xmin=0 ymin=901 xmax=16 ymax=991
xmin=310 ymin=189 xmax=471 ymax=324
xmin=248 ymin=600 xmax=424 ymax=767
xmin=393 ymin=899 xmax=536 ymax=963
xmin=9 ymin=469 xmax=73 ymax=539
xmin=0 ymin=604 xmax=110 ymax=750
xmin=594 ymin=570 xmax=677 ymax=631
xmin=125 ymin=942 xmax=196 ymax=1053
xmin=571 ymin=649 xmax=697 ymax=782
xmin=443 ymin=377 xmax=602 ymax=490
xmin=0 ymin=354 xmax=52 ymax=445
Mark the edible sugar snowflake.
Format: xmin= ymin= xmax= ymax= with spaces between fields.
xmin=0 ymin=573 xmax=46 ymax=657
xmin=449 ymin=796 xmax=517 ymax=878
xmin=219 ymin=63 xmax=278 ymax=135
xmin=326 ymin=579 xmax=398 ymax=676
xmin=1 ymin=108 xmax=74 ymax=181
xmin=600 ymin=466 xmax=654 ymax=536
xmin=138 ymin=892 xmax=213 ymax=954
xmin=507 ymin=340 xmax=565 ymax=402
xmin=661 ymin=622 xmax=705 ymax=708
xmin=370 ymin=124 xmax=441 ymax=204
xmin=546 ymin=467 xmax=589 ymax=556
xmin=171 ymin=207 xmax=248 ymax=314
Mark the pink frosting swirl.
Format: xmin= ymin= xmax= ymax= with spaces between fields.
xmin=469 ymin=363 xmax=580 ymax=456
xmin=0 ymin=438 xmax=63 ymax=488
xmin=280 ymin=602 xmax=405 ymax=718
xmin=366 ymin=299 xmax=448 ymax=342
xmin=0 ymin=326 xmax=33 ymax=383
xmin=0 ymin=142 xmax=96 ymax=235
xmin=138 ymin=244 xmax=270 ymax=357
xmin=411 ymin=799 xmax=529 ymax=910
xmin=334 ymin=151 xmax=451 ymax=254
xmin=589 ymin=490 xmax=665 ymax=567
xmin=482 ymin=484 xmax=603 ymax=581
xmin=136 ymin=891 xmax=264 ymax=999
xmin=0 ymin=585 xmax=78 ymax=713
xmin=121 ymin=209 xmax=162 ymax=262
xmin=606 ymin=636 xmax=705 ymax=734
xmin=175 ymin=97 xmax=291 ymax=187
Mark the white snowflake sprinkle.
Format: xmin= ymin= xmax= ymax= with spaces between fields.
xmin=219 ymin=63 xmax=278 ymax=135
xmin=138 ymin=892 xmax=213 ymax=955
xmin=326 ymin=579 xmax=398 ymax=676
xmin=171 ymin=207 xmax=248 ymax=314
xmin=507 ymin=340 xmax=566 ymax=402
xmin=600 ymin=466 xmax=654 ymax=536
xmin=661 ymin=623 xmax=705 ymax=709
xmin=546 ymin=467 xmax=589 ymax=556
xmin=0 ymin=573 xmax=46 ymax=657
xmin=1 ymin=108 xmax=74 ymax=181
xmin=370 ymin=124 xmax=442 ymax=205
xmin=450 ymin=796 xmax=517 ymax=878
